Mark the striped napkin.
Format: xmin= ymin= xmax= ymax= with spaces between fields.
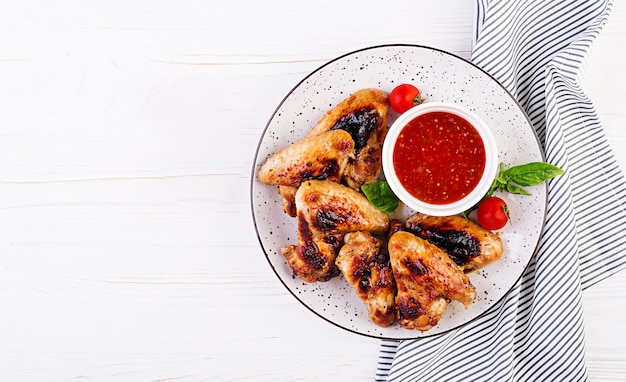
xmin=376 ymin=0 xmax=626 ymax=381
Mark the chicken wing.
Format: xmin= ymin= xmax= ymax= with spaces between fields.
xmin=305 ymin=88 xmax=389 ymax=190
xmin=388 ymin=231 xmax=476 ymax=331
xmin=258 ymin=129 xmax=355 ymax=217
xmin=336 ymin=231 xmax=396 ymax=327
xmin=282 ymin=180 xmax=389 ymax=283
xmin=404 ymin=213 xmax=503 ymax=273
xmin=258 ymin=129 xmax=354 ymax=188
xmin=275 ymin=185 xmax=298 ymax=217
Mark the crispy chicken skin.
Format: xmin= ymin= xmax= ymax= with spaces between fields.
xmin=404 ymin=213 xmax=503 ymax=273
xmin=282 ymin=180 xmax=389 ymax=283
xmin=388 ymin=231 xmax=476 ymax=331
xmin=305 ymin=88 xmax=389 ymax=190
xmin=258 ymin=129 xmax=354 ymax=188
xmin=336 ymin=231 xmax=397 ymax=327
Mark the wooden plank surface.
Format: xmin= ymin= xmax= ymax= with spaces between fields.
xmin=0 ymin=1 xmax=624 ymax=380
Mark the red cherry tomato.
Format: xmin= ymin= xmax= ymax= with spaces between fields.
xmin=389 ymin=84 xmax=424 ymax=114
xmin=477 ymin=196 xmax=510 ymax=230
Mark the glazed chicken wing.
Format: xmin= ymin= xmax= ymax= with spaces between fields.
xmin=388 ymin=231 xmax=476 ymax=331
xmin=305 ymin=88 xmax=389 ymax=190
xmin=258 ymin=129 xmax=355 ymax=217
xmin=282 ymin=180 xmax=389 ymax=283
xmin=258 ymin=129 xmax=354 ymax=187
xmin=336 ymin=231 xmax=396 ymax=327
xmin=404 ymin=213 xmax=503 ymax=273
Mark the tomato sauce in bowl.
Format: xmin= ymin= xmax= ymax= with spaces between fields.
xmin=393 ymin=111 xmax=486 ymax=204
xmin=382 ymin=102 xmax=498 ymax=216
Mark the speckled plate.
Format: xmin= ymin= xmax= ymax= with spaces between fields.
xmin=250 ymin=44 xmax=546 ymax=339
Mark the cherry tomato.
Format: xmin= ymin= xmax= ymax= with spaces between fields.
xmin=477 ymin=196 xmax=510 ymax=230
xmin=389 ymin=84 xmax=425 ymax=114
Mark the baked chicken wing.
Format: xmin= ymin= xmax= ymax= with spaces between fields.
xmin=305 ymin=88 xmax=389 ymax=190
xmin=258 ymin=129 xmax=354 ymax=188
xmin=282 ymin=180 xmax=389 ymax=283
xmin=388 ymin=231 xmax=476 ymax=331
xmin=258 ymin=129 xmax=355 ymax=217
xmin=336 ymin=231 xmax=396 ymax=327
xmin=404 ymin=213 xmax=503 ymax=273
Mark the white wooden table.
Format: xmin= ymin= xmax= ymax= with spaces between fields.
xmin=1 ymin=1 xmax=624 ymax=380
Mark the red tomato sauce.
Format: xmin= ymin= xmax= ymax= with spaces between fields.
xmin=392 ymin=111 xmax=486 ymax=205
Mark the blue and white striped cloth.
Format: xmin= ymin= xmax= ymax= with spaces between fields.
xmin=376 ymin=0 xmax=626 ymax=380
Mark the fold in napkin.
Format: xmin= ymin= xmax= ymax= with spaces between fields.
xmin=376 ymin=0 xmax=626 ymax=381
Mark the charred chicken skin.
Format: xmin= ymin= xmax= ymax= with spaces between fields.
xmin=305 ymin=88 xmax=389 ymax=190
xmin=282 ymin=180 xmax=389 ymax=283
xmin=404 ymin=213 xmax=503 ymax=273
xmin=258 ymin=89 xmax=389 ymax=216
xmin=336 ymin=231 xmax=397 ymax=327
xmin=388 ymin=231 xmax=476 ymax=331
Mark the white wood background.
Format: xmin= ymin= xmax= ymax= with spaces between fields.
xmin=0 ymin=1 xmax=624 ymax=381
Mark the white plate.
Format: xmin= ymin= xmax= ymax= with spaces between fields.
xmin=251 ymin=44 xmax=546 ymax=339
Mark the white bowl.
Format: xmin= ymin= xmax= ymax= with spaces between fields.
xmin=382 ymin=102 xmax=499 ymax=216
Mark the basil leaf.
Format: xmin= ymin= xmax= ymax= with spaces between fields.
xmin=505 ymin=183 xmax=531 ymax=195
xmin=490 ymin=163 xmax=509 ymax=193
xmin=361 ymin=181 xmax=399 ymax=213
xmin=503 ymin=162 xmax=565 ymax=187
xmin=463 ymin=161 xmax=563 ymax=217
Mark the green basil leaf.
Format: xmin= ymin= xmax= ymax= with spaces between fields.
xmin=489 ymin=163 xmax=509 ymax=192
xmin=492 ymin=178 xmax=508 ymax=193
xmin=465 ymin=161 xmax=563 ymax=217
xmin=361 ymin=181 xmax=399 ymax=213
xmin=503 ymin=162 xmax=565 ymax=187
xmin=505 ymin=183 xmax=531 ymax=195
